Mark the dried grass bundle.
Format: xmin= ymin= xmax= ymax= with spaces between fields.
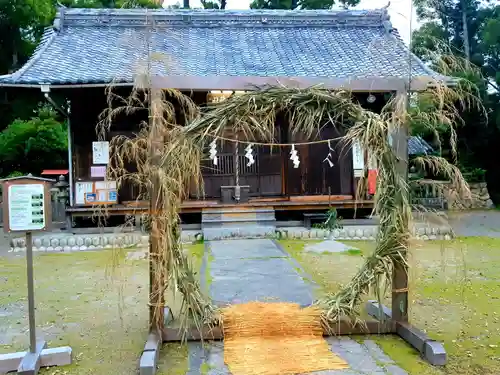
xmin=223 ymin=302 xmax=348 ymax=375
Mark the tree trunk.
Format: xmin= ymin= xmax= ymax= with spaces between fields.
xmin=221 ymin=0 xmax=227 ymax=9
xmin=461 ymin=0 xmax=470 ymax=60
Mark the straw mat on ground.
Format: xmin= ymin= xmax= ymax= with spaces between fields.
xmin=222 ymin=302 xmax=348 ymax=375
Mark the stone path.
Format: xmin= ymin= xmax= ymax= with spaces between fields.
xmin=204 ymin=239 xmax=315 ymax=306
xmin=189 ymin=238 xmax=408 ymax=375
xmin=448 ymin=210 xmax=500 ymax=237
xmin=185 ymin=338 xmax=408 ymax=375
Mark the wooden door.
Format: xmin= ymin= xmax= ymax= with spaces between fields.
xmin=285 ymin=125 xmax=352 ymax=196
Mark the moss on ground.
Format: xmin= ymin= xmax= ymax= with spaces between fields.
xmin=0 ymin=244 xmax=204 ymax=374
xmin=279 ymin=237 xmax=500 ymax=375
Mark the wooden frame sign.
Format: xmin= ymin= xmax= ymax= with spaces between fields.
xmin=2 ymin=179 xmax=52 ymax=234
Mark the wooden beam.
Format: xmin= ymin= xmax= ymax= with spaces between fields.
xmin=151 ymin=76 xmax=435 ymax=92
xmin=161 ymin=319 xmax=394 ymax=342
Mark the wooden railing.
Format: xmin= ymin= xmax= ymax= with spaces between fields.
xmin=410 ymin=179 xmax=448 ymax=210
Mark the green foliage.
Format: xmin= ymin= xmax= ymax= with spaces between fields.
xmin=411 ymin=1 xmax=500 ymax=203
xmin=460 ymin=165 xmax=486 ymax=183
xmin=313 ymin=208 xmax=343 ymax=231
xmin=0 ymin=0 xmax=55 ymax=74
xmin=249 ymin=0 xmax=359 ymax=10
xmin=0 ymin=105 xmax=68 ymax=177
xmin=59 ymin=0 xmax=161 ymax=8
xmin=200 ymin=0 xmax=226 ymax=9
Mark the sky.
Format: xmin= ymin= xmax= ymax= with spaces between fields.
xmin=162 ymin=0 xmax=419 ymax=45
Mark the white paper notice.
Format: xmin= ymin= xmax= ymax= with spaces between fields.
xmin=8 ymin=184 xmax=45 ymax=231
xmin=352 ymin=142 xmax=365 ymax=171
xmin=92 ymin=141 xmax=109 ymax=164
xmin=75 ymin=182 xmax=94 ymax=205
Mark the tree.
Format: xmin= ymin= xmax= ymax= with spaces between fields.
xmin=59 ymin=0 xmax=162 ymax=8
xmin=0 ymin=105 xmax=68 ymax=177
xmin=200 ymin=0 xmax=226 ymax=9
xmin=0 ymin=0 xmax=55 ymax=74
xmin=250 ymin=0 xmax=358 ymax=10
xmin=412 ymin=1 xmax=500 ymax=202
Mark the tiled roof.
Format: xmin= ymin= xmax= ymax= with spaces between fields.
xmin=0 ymin=8 xmax=439 ymax=86
xmin=408 ymin=136 xmax=434 ymax=155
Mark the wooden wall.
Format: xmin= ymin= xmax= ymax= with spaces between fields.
xmin=66 ymin=88 xmax=390 ymax=204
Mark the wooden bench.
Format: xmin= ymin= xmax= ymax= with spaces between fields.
xmin=303 ymin=212 xmax=327 ymax=229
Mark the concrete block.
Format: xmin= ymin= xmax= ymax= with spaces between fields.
xmin=365 ymin=300 xmax=392 ymax=321
xmin=164 ymin=307 xmax=174 ymax=325
xmin=144 ymin=332 xmax=161 ymax=352
xmin=139 ymin=350 xmax=158 ymax=375
xmin=40 ymin=346 xmax=72 ymax=367
xmin=0 ymin=351 xmax=25 ymax=373
xmin=396 ymin=322 xmax=428 ymax=354
xmin=424 ymin=340 xmax=446 ymax=366
xmin=17 ymin=340 xmax=47 ymax=375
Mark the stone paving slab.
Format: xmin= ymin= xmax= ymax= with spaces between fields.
xmin=184 ymin=337 xmax=408 ymax=375
xmin=304 ymin=240 xmax=359 ymax=254
xmin=200 ymin=238 xmax=408 ymax=374
xmin=207 ymin=239 xmax=285 ymax=259
xmin=206 ymin=239 xmax=314 ymax=306
xmin=448 ymin=211 xmax=500 ymax=238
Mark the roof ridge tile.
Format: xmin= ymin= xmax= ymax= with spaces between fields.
xmin=58 ymin=8 xmax=390 ymax=29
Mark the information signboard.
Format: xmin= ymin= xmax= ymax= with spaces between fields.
xmin=7 ymin=184 xmax=46 ymax=231
xmin=2 ymin=179 xmax=51 ymax=233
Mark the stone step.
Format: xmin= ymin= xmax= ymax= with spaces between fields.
xmin=202 ymin=226 xmax=276 ymax=241
xmin=203 ymin=219 xmax=277 ymax=229
xmin=202 ymin=212 xmax=275 ymax=222
xmin=203 ymin=214 xmax=274 ymax=223
xmin=202 ymin=207 xmax=277 ymax=226
xmin=202 ymin=207 xmax=275 ymax=214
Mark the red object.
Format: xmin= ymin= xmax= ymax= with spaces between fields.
xmin=41 ymin=169 xmax=69 ymax=176
xmin=368 ymin=169 xmax=378 ymax=195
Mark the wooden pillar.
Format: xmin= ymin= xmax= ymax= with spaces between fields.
xmin=391 ymin=90 xmax=409 ymax=323
xmin=149 ymin=89 xmax=165 ymax=332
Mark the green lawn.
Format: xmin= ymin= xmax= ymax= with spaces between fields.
xmin=2 ymin=238 xmax=499 ymax=374
xmin=0 ymin=244 xmax=205 ymax=375
xmin=279 ymin=237 xmax=500 ymax=375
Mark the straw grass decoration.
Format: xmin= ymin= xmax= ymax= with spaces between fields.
xmin=96 ymin=54 xmax=481 ymax=335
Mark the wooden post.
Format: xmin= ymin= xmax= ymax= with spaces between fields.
xmin=25 ymin=232 xmax=37 ymax=353
xmin=149 ymin=88 xmax=165 ymax=332
xmin=391 ymin=90 xmax=409 ymax=323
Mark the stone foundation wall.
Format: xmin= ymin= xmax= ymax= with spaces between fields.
xmin=276 ymin=225 xmax=453 ymax=241
xmin=8 ymin=224 xmax=454 ymax=253
xmin=445 ymin=182 xmax=494 ymax=210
